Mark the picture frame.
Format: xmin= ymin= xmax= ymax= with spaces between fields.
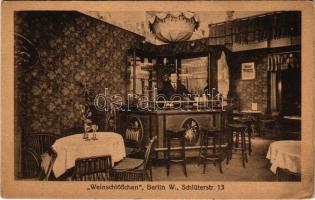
xmin=241 ymin=62 xmax=255 ymax=80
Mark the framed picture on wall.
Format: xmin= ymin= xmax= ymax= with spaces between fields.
xmin=241 ymin=62 xmax=255 ymax=80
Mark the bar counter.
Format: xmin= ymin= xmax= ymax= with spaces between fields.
xmin=117 ymin=108 xmax=227 ymax=158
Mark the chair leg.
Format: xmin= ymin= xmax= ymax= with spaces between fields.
xmin=203 ymin=137 xmax=209 ymax=173
xmin=226 ymin=134 xmax=232 ymax=165
xmin=182 ymin=138 xmax=187 ymax=177
xmin=244 ymin=133 xmax=248 ymax=163
xmin=166 ymin=160 xmax=170 ymax=176
xmin=241 ymin=132 xmax=246 ymax=168
xmin=198 ymin=148 xmax=202 ymax=166
xmin=213 ymin=138 xmax=217 ymax=166
xmin=198 ymin=134 xmax=204 ymax=166
xmin=235 ymin=133 xmax=239 ymax=149
xmin=248 ymin=132 xmax=252 ymax=156
xmin=203 ymin=158 xmax=207 ymax=174
xmin=219 ymin=161 xmax=223 ymax=174
xmin=166 ymin=148 xmax=170 ymax=176
xmin=183 ymin=161 xmax=188 ymax=177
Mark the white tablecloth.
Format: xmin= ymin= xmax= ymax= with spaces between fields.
xmin=283 ymin=115 xmax=301 ymax=120
xmin=266 ymin=140 xmax=301 ymax=174
xmin=52 ymin=132 xmax=126 ymax=177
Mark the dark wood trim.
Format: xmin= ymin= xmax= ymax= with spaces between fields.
xmin=267 ymin=71 xmax=271 ymax=114
xmin=232 ymin=45 xmax=301 ymax=56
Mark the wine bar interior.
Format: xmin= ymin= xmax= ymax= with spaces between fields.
xmin=15 ymin=10 xmax=302 ymax=182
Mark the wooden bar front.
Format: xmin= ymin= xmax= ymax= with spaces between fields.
xmin=117 ymin=109 xmax=225 ymax=159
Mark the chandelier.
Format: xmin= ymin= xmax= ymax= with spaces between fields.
xmin=148 ymin=11 xmax=199 ymax=43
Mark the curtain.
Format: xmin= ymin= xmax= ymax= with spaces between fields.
xmin=270 ymin=72 xmax=277 ymax=111
xmin=217 ymin=51 xmax=230 ymax=99
xmin=208 ymin=11 xmax=300 ymax=45
xmin=267 ymin=52 xmax=300 ymax=72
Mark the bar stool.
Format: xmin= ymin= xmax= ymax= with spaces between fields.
xmin=227 ymin=123 xmax=248 ymax=168
xmin=234 ymin=118 xmax=252 ymax=155
xmin=198 ymin=128 xmax=223 ymax=174
xmin=165 ymin=130 xmax=187 ymax=177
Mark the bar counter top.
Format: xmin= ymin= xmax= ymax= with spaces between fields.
xmin=124 ymin=108 xmax=225 ymax=115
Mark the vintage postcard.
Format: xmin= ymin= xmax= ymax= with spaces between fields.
xmin=1 ymin=1 xmax=314 ymax=199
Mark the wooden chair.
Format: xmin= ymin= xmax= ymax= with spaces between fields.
xmin=24 ymin=133 xmax=59 ymax=157
xmin=276 ymin=167 xmax=301 ymax=181
xmin=73 ymin=155 xmax=112 ymax=181
xmin=259 ymin=112 xmax=279 ymax=136
xmin=124 ymin=117 xmax=145 ymax=156
xmin=165 ymin=130 xmax=187 ymax=177
xmin=110 ymin=136 xmax=157 ymax=181
xmin=198 ymin=111 xmax=229 ymax=174
xmin=22 ymin=147 xmax=57 ymax=180
xmin=198 ymin=129 xmax=224 ymax=174
xmin=22 ymin=147 xmax=41 ymax=179
xmin=39 ymin=147 xmax=58 ymax=180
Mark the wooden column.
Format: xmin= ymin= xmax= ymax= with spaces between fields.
xmin=132 ymin=49 xmax=136 ymax=94
xmin=209 ymin=50 xmax=219 ymax=91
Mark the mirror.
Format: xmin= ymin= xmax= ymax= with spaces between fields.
xmin=180 ymin=56 xmax=209 ymax=94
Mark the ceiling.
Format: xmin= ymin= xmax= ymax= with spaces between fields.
xmin=82 ymin=11 xmax=268 ymax=45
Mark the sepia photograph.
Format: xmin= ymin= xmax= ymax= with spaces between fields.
xmin=2 ymin=1 xmax=314 ymax=199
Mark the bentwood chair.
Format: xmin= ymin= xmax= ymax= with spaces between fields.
xmin=165 ymin=130 xmax=187 ymax=177
xmin=198 ymin=110 xmax=229 ymax=174
xmin=110 ymin=136 xmax=157 ymax=181
xmin=198 ymin=129 xmax=224 ymax=174
xmin=22 ymin=147 xmax=41 ymax=179
xmin=73 ymin=155 xmax=112 ymax=181
xmin=24 ymin=133 xmax=59 ymax=157
xmin=22 ymin=147 xmax=57 ymax=180
xmin=259 ymin=111 xmax=280 ymax=137
xmin=124 ymin=117 xmax=145 ymax=157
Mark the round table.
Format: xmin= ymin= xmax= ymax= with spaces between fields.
xmin=266 ymin=140 xmax=301 ymax=174
xmin=51 ymin=132 xmax=126 ymax=178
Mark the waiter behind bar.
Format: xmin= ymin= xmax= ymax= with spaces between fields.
xmin=162 ymin=73 xmax=191 ymax=100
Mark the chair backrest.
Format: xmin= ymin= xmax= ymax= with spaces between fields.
xmin=39 ymin=147 xmax=57 ymax=181
xmin=24 ymin=133 xmax=59 ymax=156
xmin=143 ymin=136 xmax=157 ymax=170
xmin=22 ymin=147 xmax=41 ymax=178
xmin=125 ymin=117 xmax=144 ymax=148
xmin=73 ymin=155 xmax=112 ymax=181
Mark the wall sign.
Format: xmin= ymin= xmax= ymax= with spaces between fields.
xmin=241 ymin=62 xmax=255 ymax=80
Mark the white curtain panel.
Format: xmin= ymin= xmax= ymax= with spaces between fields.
xmin=217 ymin=51 xmax=230 ymax=99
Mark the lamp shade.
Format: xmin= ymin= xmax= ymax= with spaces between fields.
xmin=149 ymin=11 xmax=199 ymax=43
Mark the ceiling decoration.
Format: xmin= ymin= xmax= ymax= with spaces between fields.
xmin=148 ymin=11 xmax=199 ymax=43
xmin=82 ymin=11 xmax=268 ymax=45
